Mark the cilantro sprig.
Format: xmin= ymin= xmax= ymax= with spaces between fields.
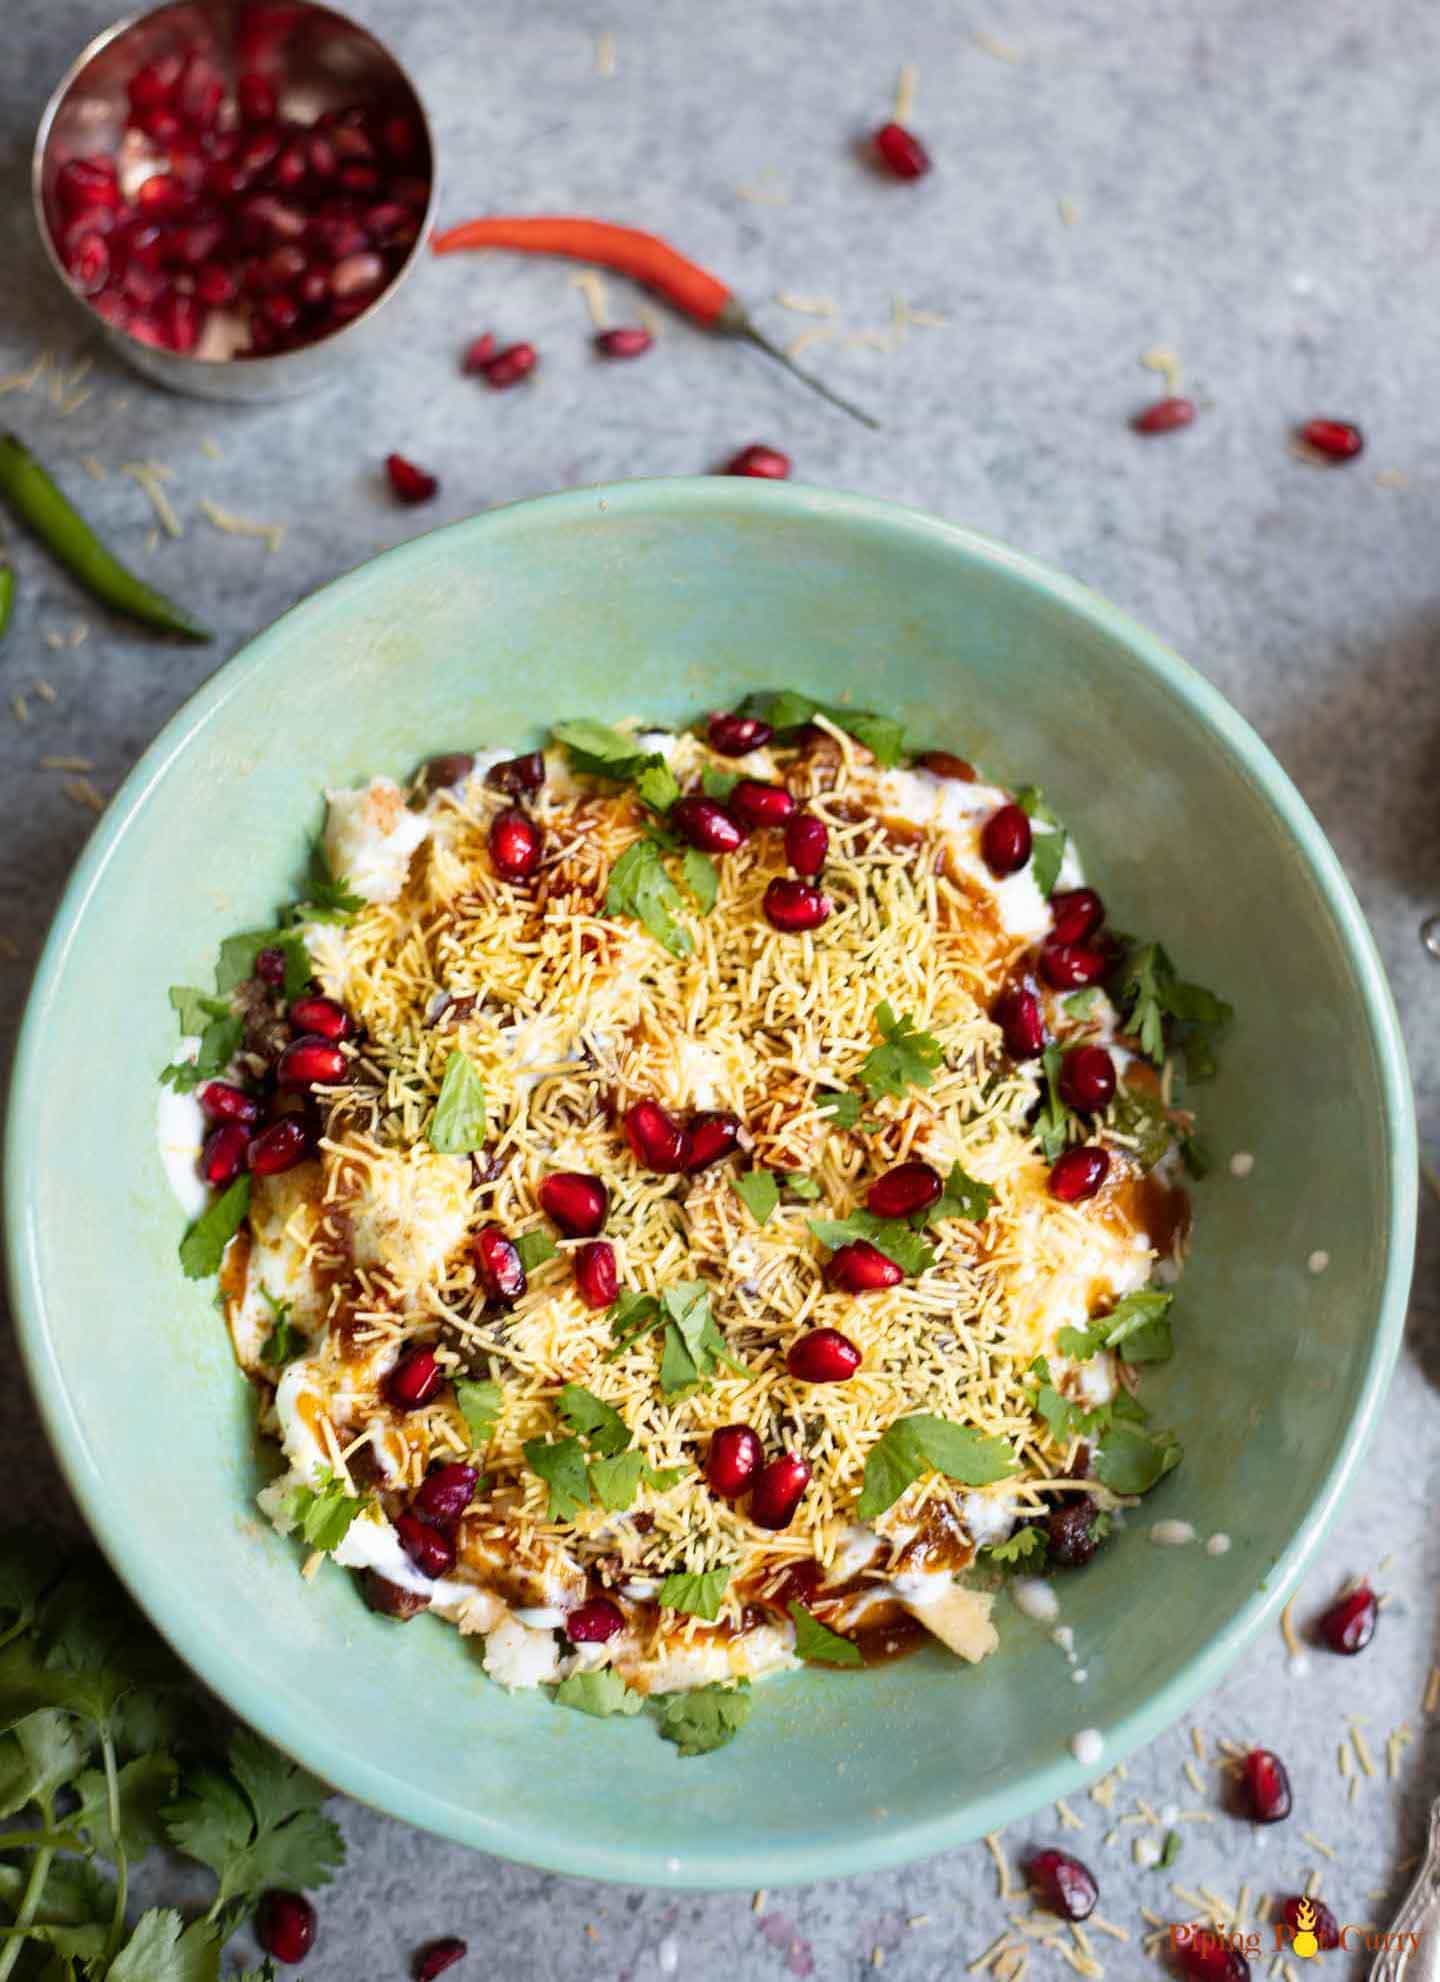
xmin=856 ymin=1414 xmax=1016 ymax=1521
xmin=292 ymin=842 xmax=364 ymax=925
xmin=605 ymin=1282 xmax=749 ymax=1394
xmin=606 ymin=839 xmax=694 ymax=956
xmin=728 ymin=690 xmax=906 ymax=768
xmin=857 ymin=1003 xmax=943 ymax=1102
xmin=524 ymin=1385 xmax=684 ymax=1518
xmin=1111 ymin=939 xmax=1232 ymax=1082
xmin=1013 ymin=785 xmax=1068 ymax=898
xmin=655 ymin=1682 xmax=752 ymax=1756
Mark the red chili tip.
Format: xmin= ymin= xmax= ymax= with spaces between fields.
xmin=872 ymin=121 xmax=932 ymax=180
xmin=1298 ymin=416 xmax=1364 ymax=460
xmin=386 ymin=452 xmax=438 ymax=503
xmin=724 ymin=444 xmax=791 ymax=479
xmin=594 ymin=325 xmax=654 ymax=359
xmin=1131 ymin=396 xmax=1196 ymax=435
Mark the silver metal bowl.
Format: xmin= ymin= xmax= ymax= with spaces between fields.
xmin=32 ymin=0 xmax=437 ymax=402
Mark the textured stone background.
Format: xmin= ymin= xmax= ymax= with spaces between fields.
xmin=3 ymin=0 xmax=1439 ymax=1975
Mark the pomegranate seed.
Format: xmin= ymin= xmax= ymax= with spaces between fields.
xmin=1317 ymin=1580 xmax=1377 ymax=1654
xmin=706 ymin=1425 xmax=762 ymax=1499
xmin=1049 ymin=888 xmax=1104 ymax=945
xmin=1041 ymin=943 xmax=1108 ymax=990
xmin=624 ymin=1100 xmax=691 ymax=1174
xmin=489 ymin=806 xmax=542 ymax=880
xmin=176 ymin=56 xmax=224 ymax=129
xmin=708 ymin=712 xmax=773 ymax=756
xmin=330 ymin=248 xmax=385 ymax=298
xmin=338 ymin=162 xmax=381 ymax=194
xmin=671 ymin=795 xmax=747 ymax=853
xmin=203 ymin=158 xmax=250 ymax=202
xmin=1058 ymin=1045 xmax=1115 ymax=1114
xmin=381 ymin=112 xmax=422 ymax=161
xmin=750 ymin=1453 xmax=811 ymax=1530
xmin=239 ymin=192 xmax=306 ymax=241
xmin=784 ymin=812 xmax=828 ymax=877
xmin=364 ymin=1572 xmax=428 ymax=1620
xmin=1240 ymin=1747 xmax=1291 ymax=1824
xmin=1025 ymin=1848 xmax=1098 ymax=1922
xmin=1298 ymin=417 xmax=1363 ymax=461
xmin=724 ymin=444 xmax=790 ymax=478
xmin=136 ymin=173 xmax=185 ymax=216
xmin=395 ymin=1510 xmax=455 ymax=1579
xmin=473 ymin=1225 xmax=527 ymax=1303
xmin=1173 ymin=1925 xmax=1251 ymax=1981
xmin=256 ymin=1890 xmax=315 ymax=1964
xmin=462 ymin=332 xmax=497 ymax=373
xmin=866 ymin=1161 xmax=942 ymax=1220
xmin=271 ymin=142 xmax=309 ymax=191
xmin=238 ymin=128 xmax=283 ymax=178
xmin=199 ymin=1081 xmax=259 ymax=1126
xmin=1048 ymin=1146 xmax=1109 ymax=1203
xmin=91 ymin=292 xmax=131 ymax=330
xmin=1047 ymin=1497 xmax=1100 ymax=1567
xmin=277 ymin=1034 xmax=347 ymax=1087
xmin=56 ymin=155 xmax=120 ymax=213
xmin=306 ymin=133 xmax=339 ymax=181
xmin=307 ymin=212 xmax=366 ymax=260
xmin=566 ymin=1596 xmax=624 ymax=1643
xmin=201 ymin=1123 xmax=249 ymax=1188
xmin=729 ymin=778 xmax=795 ymax=828
xmin=916 ymin=749 xmax=976 ymax=780
xmin=366 ymin=200 xmax=419 ymax=249
xmin=539 ymin=1172 xmax=608 ymax=1237
xmin=481 ymin=342 xmax=538 ymax=388
xmin=328 ymin=119 xmax=377 ymax=162
xmin=194 ymin=261 xmax=238 ymax=306
xmin=137 ymin=104 xmax=183 ymax=145
xmin=386 ymin=1346 xmax=442 ymax=1411
xmin=158 ymin=290 xmax=204 ymax=353
xmin=255 ymin=945 xmax=287 ymax=985
xmin=573 ymin=1240 xmax=618 ymax=1309
xmin=1131 ymin=395 xmax=1196 ymax=435
xmin=763 ymin=878 xmax=831 ymax=932
xmin=261 ymin=291 xmax=300 ymax=333
xmin=594 ymin=326 xmax=653 ymax=358
xmin=872 ymin=120 xmax=931 ymax=180
xmin=127 ymin=56 xmax=184 ymax=114
xmin=385 ymin=452 xmax=437 ymax=503
xmin=995 ymin=984 xmax=1046 ymax=1059
xmin=289 ymin=995 xmax=351 ymax=1041
xmin=63 ymin=231 xmax=110 ymax=295
xmin=1278 ymin=1895 xmax=1339 ymax=1950
xmin=980 ymin=803 xmax=1032 ymax=876
xmin=237 ymin=73 xmax=277 ymax=122
xmin=392 ymin=174 xmax=432 ymax=209
xmin=827 ymin=1240 xmax=904 ymax=1292
xmin=413 ymin=1462 xmax=479 ymax=1525
xmin=127 ymin=311 xmax=165 ymax=348
xmin=485 ymin=750 xmax=545 ymax=795
xmin=685 ymin=1112 xmax=741 ymax=1172
xmin=257 ymin=242 xmax=308 ymax=288
xmin=786 ymin=1328 xmax=862 ymax=1383
xmin=414 ymin=1939 xmax=467 ymax=1981
xmin=248 ymin=1116 xmax=311 ymax=1176
xmin=297 ymin=267 xmax=329 ymax=310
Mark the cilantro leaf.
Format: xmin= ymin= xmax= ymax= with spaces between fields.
xmin=857 ymin=1003 xmax=942 ymax=1101
xmin=165 ymin=1729 xmax=342 ymax=1915
xmin=179 ymin=1176 xmax=251 ymax=1280
xmin=108 ymin=1909 xmax=222 ymax=1982
xmin=296 ymin=842 xmax=364 ymax=924
xmin=656 ymin=1281 xmax=750 ymax=1393
xmin=817 ymin=1090 xmax=862 ymax=1128
xmin=514 ymin=1227 xmax=558 ymax=1273
xmin=809 ymin=1212 xmax=933 ymax=1277
xmin=931 ymin=1161 xmax=995 ymax=1224
xmin=856 ymin=1414 xmax=1016 ymax=1521
xmin=681 ymin=846 xmax=718 ymax=915
xmin=168 ymin=985 xmax=230 ymax=1033
xmin=552 ymin=1669 xmax=644 ymax=1718
xmin=635 ymin=760 xmax=681 ymax=815
xmin=258 ymin=1289 xmax=305 ymax=1367
xmin=455 ymin=1379 xmax=502 ymax=1445
xmin=1034 ymin=1044 xmax=1075 ymax=1163
xmin=523 ymin=1436 xmax=591 ymax=1520
xmin=587 ymin=1450 xmax=645 ymax=1511
xmin=1112 ymin=940 xmax=1232 ymax=1080
xmin=551 ymin=718 xmax=647 ymax=771
xmin=0 ymin=1710 xmax=88 ymax=1817
xmin=1157 ymin=1828 xmax=1182 ymax=1869
xmin=655 ymin=1682 xmax=752 ymax=1756
xmin=983 ymin=1525 xmax=1048 ymax=1568
xmin=605 ymin=1291 xmax=663 ymax=1360
xmin=1108 ymin=1084 xmax=1175 ymax=1170
xmin=787 ymin=1601 xmax=862 ymax=1667
xmin=428 ymin=1049 xmax=487 ymax=1154
xmin=0 ymin=1531 xmax=60 ymax=1636
xmin=1100 ymin=1288 xmax=1175 ymax=1363
xmin=606 ymin=839 xmax=693 ymax=956
xmin=1094 ymin=1421 xmax=1182 ymax=1494
xmin=216 ymin=929 xmax=309 ymax=1000
xmin=1181 ymin=1133 xmax=1212 ymax=1180
xmin=731 ymin=690 xmax=906 ymax=768
xmin=657 ymin=1567 xmax=730 ymax=1621
xmin=733 ymin=1170 xmax=780 ymax=1226
xmin=73 ymin=1750 xmax=179 ymax=1860
xmin=1063 ymin=987 xmax=1102 ymax=1021
xmin=787 ymin=1173 xmax=821 ymax=1199
xmin=701 ymin=766 xmax=739 ymax=800
xmin=280 ymin=1473 xmax=368 ymax=1553
xmin=557 ymin=1383 xmax=631 ymax=1458
xmin=1015 ymin=785 xmax=1068 ymax=897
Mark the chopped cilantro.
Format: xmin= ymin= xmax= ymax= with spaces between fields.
xmin=162 ymin=1726 xmax=343 ymax=1912
xmin=1034 ymin=1044 xmax=1075 ymax=1162
xmin=514 ymin=1228 xmax=558 ymax=1273
xmin=931 ymin=1161 xmax=995 ymax=1224
xmin=654 ymin=1280 xmax=749 ymax=1393
xmin=1112 ymin=939 xmax=1231 ymax=1081
xmin=161 ymin=985 xmax=244 ymax=1093
xmin=167 ymin=985 xmax=230 ymax=1033
xmin=605 ymin=1290 xmax=664 ymax=1359
xmin=787 ymin=1601 xmax=862 ymax=1667
xmin=295 ymin=842 xmax=364 ymax=924
xmin=856 ymin=1414 xmax=1016 ymax=1522
xmin=428 ymin=1049 xmax=487 ymax=1154
xmin=1093 ymin=1422 xmax=1183 ymax=1495
xmin=817 ymin=1089 xmax=863 ymax=1128
xmin=701 ymin=765 xmax=739 ymax=800
xmin=522 ymin=1436 xmax=591 ymax=1520
xmin=857 ymin=1002 xmax=943 ymax=1101
xmin=178 ymin=1176 xmax=251 ymax=1280
xmin=1107 ymin=1084 xmax=1174 ymax=1170
xmin=1057 ymin=1289 xmax=1174 ymax=1365
xmin=655 ymin=1682 xmax=752 ymax=1756
xmin=550 ymin=718 xmax=648 ymax=773
xmin=635 ymin=760 xmax=681 ymax=815
xmin=656 ymin=1567 xmax=730 ymax=1621
xmin=733 ymin=1170 xmax=781 ymax=1226
xmin=556 ymin=1383 xmax=631 ymax=1458
xmin=552 ymin=1669 xmax=643 ymax=1719
xmin=1014 ymin=785 xmax=1068 ymax=897
xmin=606 ymin=839 xmax=693 ymax=957
xmin=809 ymin=1212 xmax=934 ymax=1277
xmin=786 ymin=1172 xmax=822 ymax=1199
xmin=454 ymin=1378 xmax=502 ymax=1445
xmin=680 ymin=846 xmax=718 ymax=915
xmin=730 ymin=690 xmax=906 ymax=768
xmin=258 ymin=1289 xmax=305 ymax=1367
xmin=1180 ymin=1133 xmax=1212 ymax=1180
xmin=1063 ymin=987 xmax=1102 ymax=1021
xmin=588 ymin=1451 xmax=685 ymax=1511
xmin=279 ymin=1472 xmax=368 ymax=1553
xmin=215 ymin=928 xmax=309 ymax=1000
xmin=983 ymin=1525 xmax=1048 ymax=1568
xmin=1157 ymin=1828 xmax=1182 ymax=1870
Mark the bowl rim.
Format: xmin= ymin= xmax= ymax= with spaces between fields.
xmin=4 ymin=478 xmax=1417 ymax=1888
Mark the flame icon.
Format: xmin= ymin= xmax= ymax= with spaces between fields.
xmin=1291 ymin=1897 xmax=1319 ymax=1959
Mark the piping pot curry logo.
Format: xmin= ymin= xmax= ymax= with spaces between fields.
xmin=1289 ymin=1900 xmax=1321 ymax=1959
xmin=1172 ymin=1899 xmax=1420 ymax=1963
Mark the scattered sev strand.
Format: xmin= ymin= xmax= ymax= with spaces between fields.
xmin=1140 ymin=345 xmax=1185 ymax=397
xmin=775 ymin=291 xmax=838 ymax=318
xmin=1300 ymin=1831 xmax=1336 ymax=1861
xmin=1279 ymin=1592 xmax=1301 ymax=1660
xmin=570 ymin=269 xmax=610 ymax=329
xmin=594 ymin=31 xmax=616 ymax=76
xmin=974 ymin=30 xmax=1024 ymax=62
xmin=894 ymin=63 xmax=919 ymax=122
xmin=198 ymin=498 xmax=285 ymax=554
xmin=121 ymin=460 xmax=182 ymax=538
xmin=785 ymin=328 xmax=835 ymax=362
xmin=985 ymin=1832 xmax=1019 ymax=1900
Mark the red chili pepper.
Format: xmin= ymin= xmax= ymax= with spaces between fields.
xmin=431 ymin=214 xmax=878 ymax=428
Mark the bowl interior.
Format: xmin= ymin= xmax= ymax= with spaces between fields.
xmin=6 ymin=482 xmax=1414 ymax=1887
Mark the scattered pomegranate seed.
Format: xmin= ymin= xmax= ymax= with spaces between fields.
xmin=980 ymin=803 xmax=1032 ymax=876
xmin=872 ymin=120 xmax=932 ymax=180
xmin=624 ymin=1099 xmax=692 ymax=1173
xmin=480 ymin=342 xmax=537 ymax=388
xmin=750 ymin=1453 xmax=811 ymax=1529
xmin=1058 ymin=1045 xmax=1116 ymax=1115
xmin=685 ymin=1112 xmax=742 ymax=1172
xmin=1278 ymin=1895 xmax=1339 ymax=1950
xmin=386 ymin=452 xmax=438 ymax=504
xmin=763 ymin=878 xmax=830 ymax=932
xmin=995 ymin=984 xmax=1045 ymax=1060
xmin=277 ymin=1034 xmax=347 ymax=1087
xmin=1240 ymin=1747 xmax=1292 ymax=1824
xmin=566 ymin=1597 xmax=624 ymax=1643
xmin=1049 ymin=888 xmax=1105 ymax=946
xmin=708 ymin=712 xmax=773 ymax=756
xmin=1173 ymin=1923 xmax=1251 ymax=1981
xmin=724 ymin=444 xmax=790 ymax=478
xmin=199 ymin=1081 xmax=259 ymax=1126
xmin=1026 ymin=1848 xmax=1098 ymax=1921
xmin=706 ymin=1425 xmax=762 ymax=1499
xmin=485 ymin=750 xmax=546 ymax=795
xmin=729 ymin=778 xmax=796 ymax=829
xmin=473 ymin=1225 xmax=526 ymax=1303
xmin=462 ymin=331 xmax=497 ymax=373
xmin=1298 ymin=417 xmax=1364 ymax=461
xmin=364 ymin=1572 xmax=428 ymax=1620
xmin=395 ymin=1510 xmax=456 ymax=1579
xmin=784 ymin=812 xmax=828 ymax=877
xmin=1047 ymin=1497 xmax=1101 ymax=1566
xmin=1041 ymin=943 xmax=1108 ymax=990
xmin=539 ymin=1172 xmax=609 ymax=1237
xmin=867 ymin=1160 xmax=942 ymax=1220
xmin=594 ymin=326 xmax=653 ymax=358
xmin=1317 ymin=1581 xmax=1377 ymax=1654
xmin=826 ymin=1240 xmax=904 ymax=1292
xmin=671 ymin=795 xmax=747 ymax=854
xmin=1048 ymin=1145 xmax=1109 ymax=1203
xmin=413 ymin=1462 xmax=479 ymax=1525
xmin=386 ymin=1346 xmax=442 ymax=1412
xmin=786 ymin=1329 xmax=862 ymax=1384
xmin=573 ymin=1240 xmax=618 ymax=1309
xmin=1131 ymin=396 xmax=1196 ymax=435
xmin=289 ymin=994 xmax=351 ymax=1041
xmin=247 ymin=1116 xmax=311 ymax=1176
xmin=201 ymin=1123 xmax=249 ymax=1188
xmin=256 ymin=1890 xmax=316 ymax=1964
xmin=414 ymin=1937 xmax=467 ymax=1980
xmin=489 ymin=806 xmax=542 ymax=880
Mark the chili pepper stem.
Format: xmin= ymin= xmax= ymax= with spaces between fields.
xmin=721 ymin=305 xmax=881 ymax=430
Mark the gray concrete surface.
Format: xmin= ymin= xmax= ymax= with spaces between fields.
xmin=3 ymin=0 xmax=1439 ymax=1974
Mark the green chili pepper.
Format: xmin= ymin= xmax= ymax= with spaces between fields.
xmin=0 ymin=432 xmax=209 ymax=642
xmin=0 ymin=562 xmax=12 ymax=646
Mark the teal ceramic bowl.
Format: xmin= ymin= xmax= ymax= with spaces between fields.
xmin=6 ymin=481 xmax=1415 ymax=1889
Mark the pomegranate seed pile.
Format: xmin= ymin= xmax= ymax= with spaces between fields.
xmin=49 ymin=43 xmax=430 ymax=358
xmin=168 ymin=697 xmax=1217 ymax=1721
